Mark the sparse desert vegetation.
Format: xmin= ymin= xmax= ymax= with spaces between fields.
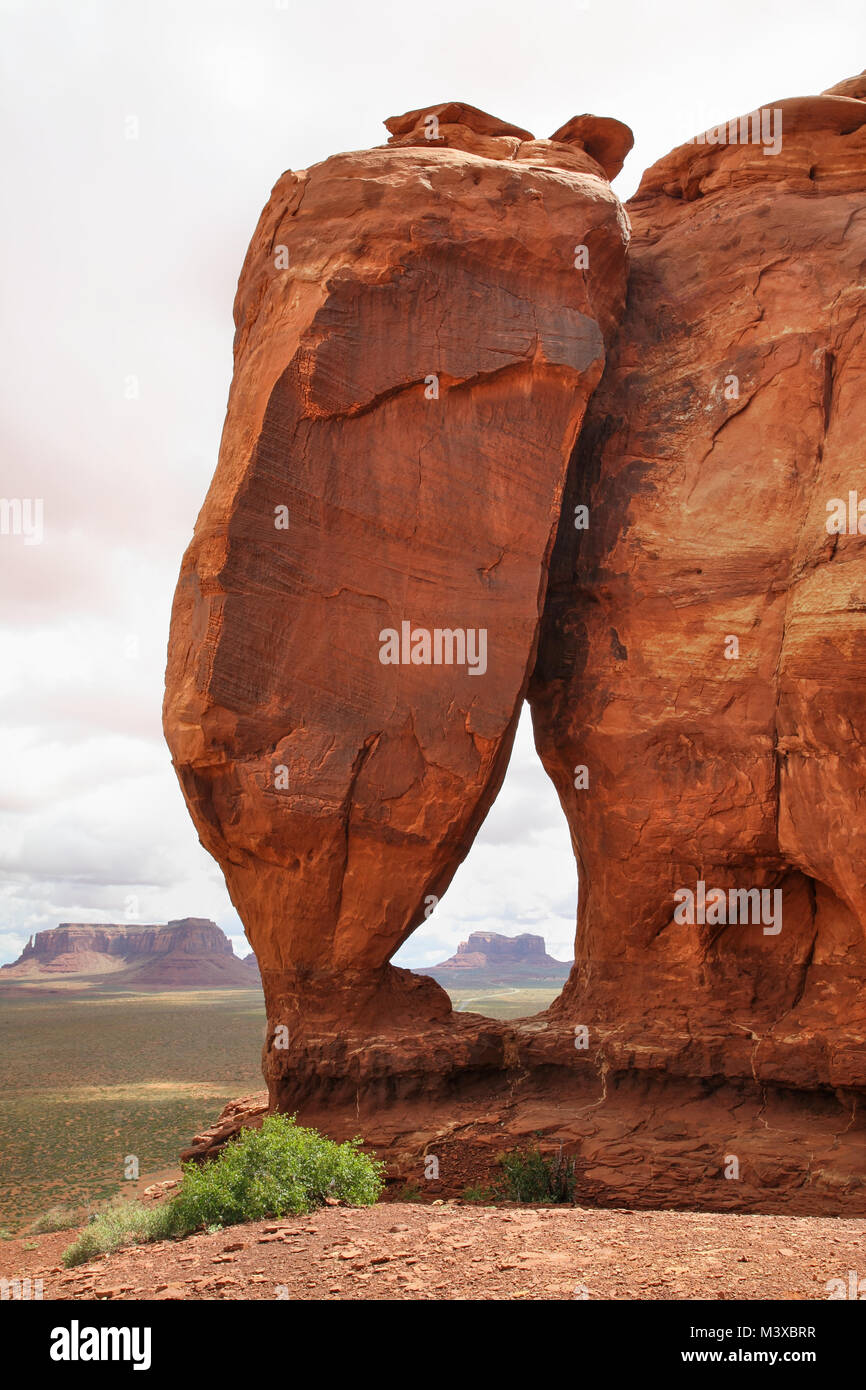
xmin=61 ymin=1114 xmax=385 ymax=1266
xmin=0 ymin=983 xmax=543 ymax=1230
xmin=497 ymin=1145 xmax=577 ymax=1204
xmin=0 ymin=987 xmax=266 ymax=1230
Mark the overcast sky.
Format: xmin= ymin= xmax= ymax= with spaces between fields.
xmin=1 ymin=0 xmax=862 ymax=968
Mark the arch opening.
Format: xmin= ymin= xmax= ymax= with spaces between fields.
xmin=391 ymin=702 xmax=576 ymax=1021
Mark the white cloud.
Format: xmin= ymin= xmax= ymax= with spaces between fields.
xmin=393 ymin=708 xmax=577 ymax=967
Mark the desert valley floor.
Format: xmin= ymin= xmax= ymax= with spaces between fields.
xmin=0 ymin=982 xmax=557 ymax=1232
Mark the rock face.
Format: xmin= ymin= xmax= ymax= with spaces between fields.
xmin=418 ymin=930 xmax=571 ymax=980
xmin=171 ymin=81 xmax=866 ymax=1212
xmin=530 ymin=79 xmax=866 ymax=1095
xmin=2 ymin=923 xmax=161 ymax=975
xmin=0 ymin=920 xmax=259 ymax=989
xmin=163 ymin=105 xmax=629 ymax=1060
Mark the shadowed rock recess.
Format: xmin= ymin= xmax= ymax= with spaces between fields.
xmin=165 ymin=86 xmax=866 ymax=1212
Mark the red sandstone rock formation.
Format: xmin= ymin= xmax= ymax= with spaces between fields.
xmin=2 ymin=923 xmax=161 ymax=975
xmin=163 ymin=104 xmax=629 ymax=1051
xmin=173 ymin=80 xmax=866 ymax=1213
xmin=530 ymin=78 xmax=866 ymax=1098
xmin=418 ymin=930 xmax=571 ymax=979
xmin=0 ymin=919 xmax=257 ymax=988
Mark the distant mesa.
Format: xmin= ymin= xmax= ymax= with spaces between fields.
xmin=0 ymin=919 xmax=261 ymax=990
xmin=417 ymin=931 xmax=572 ymax=986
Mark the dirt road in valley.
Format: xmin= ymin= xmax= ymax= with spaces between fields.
xmin=7 ymin=1202 xmax=864 ymax=1301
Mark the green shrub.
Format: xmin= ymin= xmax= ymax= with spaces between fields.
xmin=62 ymin=1114 xmax=384 ymax=1268
xmin=497 ymin=1144 xmax=576 ymax=1204
xmin=62 ymin=1200 xmax=177 ymax=1267
xmin=461 ymin=1184 xmax=497 ymax=1204
xmin=31 ymin=1203 xmax=86 ymax=1234
xmin=169 ymin=1114 xmax=384 ymax=1230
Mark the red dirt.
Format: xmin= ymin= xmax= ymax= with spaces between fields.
xmin=7 ymin=1202 xmax=864 ymax=1301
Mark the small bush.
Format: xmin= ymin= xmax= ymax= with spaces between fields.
xmin=31 ymin=1204 xmax=86 ymax=1234
xmin=169 ymin=1114 xmax=384 ymax=1230
xmin=62 ymin=1114 xmax=384 ymax=1268
xmin=461 ymin=1184 xmax=497 ymax=1204
xmin=497 ymin=1144 xmax=576 ymax=1204
xmin=62 ymin=1200 xmax=177 ymax=1267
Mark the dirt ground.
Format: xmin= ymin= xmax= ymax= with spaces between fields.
xmin=6 ymin=1201 xmax=864 ymax=1301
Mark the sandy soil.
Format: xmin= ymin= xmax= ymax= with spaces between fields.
xmin=5 ymin=1202 xmax=864 ymax=1301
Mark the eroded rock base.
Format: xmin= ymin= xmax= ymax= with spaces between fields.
xmin=185 ymin=1008 xmax=866 ymax=1216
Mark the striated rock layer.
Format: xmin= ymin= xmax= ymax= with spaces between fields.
xmin=163 ymin=105 xmax=629 ymax=1078
xmin=0 ymin=919 xmax=258 ymax=988
xmin=415 ymin=929 xmax=572 ymax=986
xmin=171 ymin=84 xmax=866 ymax=1212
